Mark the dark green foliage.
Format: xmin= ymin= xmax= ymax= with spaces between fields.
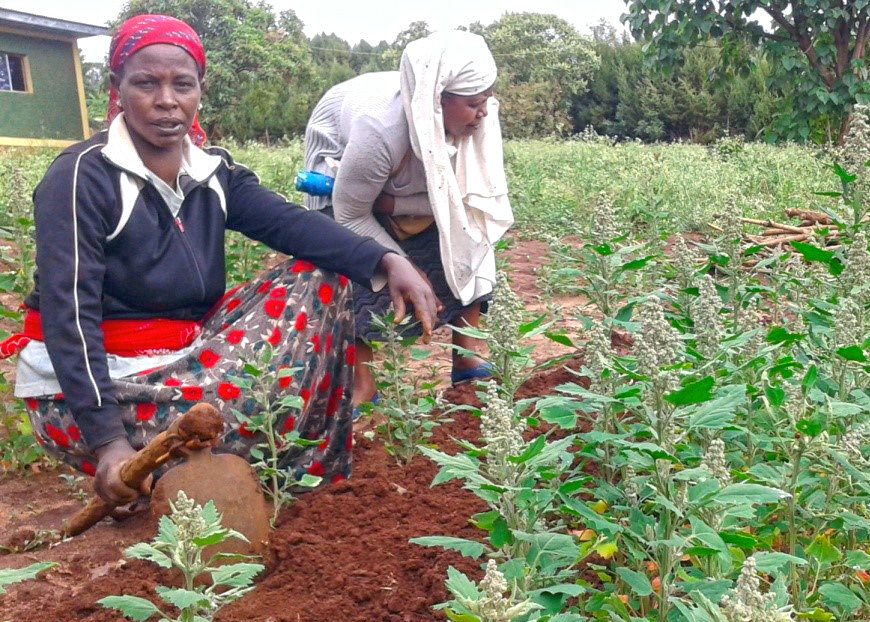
xmin=116 ymin=0 xmax=320 ymax=142
xmin=574 ymin=23 xmax=779 ymax=142
xmin=623 ymin=0 xmax=870 ymax=142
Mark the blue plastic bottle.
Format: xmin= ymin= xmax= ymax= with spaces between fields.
xmin=295 ymin=170 xmax=335 ymax=197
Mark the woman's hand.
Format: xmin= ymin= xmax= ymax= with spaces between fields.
xmin=94 ymin=437 xmax=151 ymax=505
xmin=372 ymin=192 xmax=396 ymax=216
xmin=378 ymin=252 xmax=443 ymax=343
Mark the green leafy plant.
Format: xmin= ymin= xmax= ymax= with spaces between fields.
xmin=366 ymin=311 xmax=449 ymax=464
xmin=98 ymin=491 xmax=263 ymax=622
xmin=231 ymin=346 xmax=322 ymax=525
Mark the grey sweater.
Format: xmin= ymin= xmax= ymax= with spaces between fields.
xmin=303 ymin=72 xmax=432 ymax=254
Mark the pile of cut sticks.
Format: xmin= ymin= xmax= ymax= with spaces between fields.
xmin=741 ymin=208 xmax=838 ymax=249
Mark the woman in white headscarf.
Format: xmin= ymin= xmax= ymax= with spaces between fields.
xmin=303 ymin=30 xmax=514 ymax=410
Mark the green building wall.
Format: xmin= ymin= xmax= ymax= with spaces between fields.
xmin=0 ymin=30 xmax=84 ymax=141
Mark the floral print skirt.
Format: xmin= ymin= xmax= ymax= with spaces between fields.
xmin=23 ymin=259 xmax=356 ymax=486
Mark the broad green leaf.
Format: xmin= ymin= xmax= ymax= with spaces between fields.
xmin=489 ymin=517 xmax=513 ymax=549
xmin=818 ymin=582 xmax=863 ymax=613
xmin=766 ymin=326 xmax=803 ymax=344
xmin=846 ymin=550 xmax=870 ymax=570
xmin=665 ymin=376 xmax=714 ymax=405
xmin=192 ymin=532 xmax=227 ymax=548
xmin=154 ymin=587 xmax=208 ymax=610
xmin=209 ymin=562 xmax=264 ymax=588
xmin=753 ymin=551 xmax=808 ymax=573
xmin=837 ymin=345 xmax=867 ymax=362
xmin=802 ymin=365 xmax=818 ymax=392
xmin=538 ymin=403 xmax=577 ymax=429
xmin=98 ymin=595 xmax=161 ymax=621
xmin=555 ymin=382 xmax=616 ymax=402
xmin=409 ymin=536 xmax=485 ymax=559
xmin=688 ymin=385 xmax=746 ymax=429
xmin=834 ymin=163 xmax=858 ymax=184
xmin=716 ymin=483 xmax=789 ymax=505
xmin=545 ymin=331 xmax=574 ymax=347
xmin=796 ymin=608 xmax=835 ymax=621
xmin=806 ymin=535 xmax=841 ymax=565
xmin=511 ymin=435 xmax=546 ymax=463
xmin=620 ymin=255 xmax=656 ymax=271
xmin=445 ymin=612 xmax=479 ymax=622
xmin=615 ymin=567 xmax=653 ymax=597
xmin=791 ymin=241 xmax=834 ymax=263
xmin=0 ymin=562 xmax=57 ymax=594
xmin=123 ymin=543 xmax=173 ymax=568
xmin=561 ymin=498 xmax=623 ymax=536
xmin=719 ymin=531 xmax=758 ymax=549
xmin=445 ymin=566 xmax=481 ymax=601
xmin=512 ymin=531 xmax=579 ymax=571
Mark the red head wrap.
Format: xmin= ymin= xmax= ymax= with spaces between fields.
xmin=108 ymin=14 xmax=207 ymax=146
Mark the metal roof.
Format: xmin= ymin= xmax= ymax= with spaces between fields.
xmin=0 ymin=8 xmax=108 ymax=39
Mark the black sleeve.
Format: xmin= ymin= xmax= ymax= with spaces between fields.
xmin=32 ymin=150 xmax=125 ymax=451
xmin=222 ymin=158 xmax=392 ymax=286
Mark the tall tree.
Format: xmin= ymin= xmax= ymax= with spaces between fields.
xmin=483 ymin=13 xmax=599 ymax=137
xmin=623 ymin=0 xmax=870 ymax=142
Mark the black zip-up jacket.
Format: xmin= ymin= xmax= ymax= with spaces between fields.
xmin=25 ymin=120 xmax=391 ymax=450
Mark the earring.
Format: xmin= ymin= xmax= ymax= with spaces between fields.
xmin=198 ymin=102 xmax=203 ymax=110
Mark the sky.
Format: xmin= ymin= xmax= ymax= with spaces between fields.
xmin=0 ymin=0 xmax=631 ymax=62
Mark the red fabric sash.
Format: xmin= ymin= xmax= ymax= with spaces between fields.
xmin=0 ymin=309 xmax=202 ymax=359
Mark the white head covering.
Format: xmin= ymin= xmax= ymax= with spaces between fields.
xmin=400 ymin=31 xmax=514 ymax=305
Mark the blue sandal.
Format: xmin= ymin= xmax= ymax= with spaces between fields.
xmin=451 ymin=363 xmax=494 ymax=386
xmin=352 ymin=392 xmax=379 ymax=421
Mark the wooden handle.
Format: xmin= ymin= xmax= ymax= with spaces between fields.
xmin=62 ymin=403 xmax=224 ymax=537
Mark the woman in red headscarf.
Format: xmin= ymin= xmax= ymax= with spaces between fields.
xmin=6 ymin=15 xmax=438 ymax=509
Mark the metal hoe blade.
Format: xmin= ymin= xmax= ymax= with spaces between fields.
xmin=151 ymin=448 xmax=271 ymax=557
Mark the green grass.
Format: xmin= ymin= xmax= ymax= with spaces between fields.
xmin=0 ymin=139 xmax=834 ymax=244
xmin=503 ymin=138 xmax=832 ymax=237
xmin=229 ymin=138 xmax=834 ymax=239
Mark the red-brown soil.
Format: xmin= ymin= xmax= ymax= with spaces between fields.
xmin=0 ymin=238 xmax=592 ymax=622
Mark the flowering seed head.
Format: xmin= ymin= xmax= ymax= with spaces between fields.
xmin=720 ymin=197 xmax=743 ymax=243
xmin=692 ymin=275 xmax=725 ymax=356
xmin=672 ymin=235 xmax=698 ymax=287
xmin=591 ymin=191 xmax=620 ymax=242
xmin=480 ymin=381 xmax=524 ymax=461
xmin=783 ymin=382 xmax=805 ymax=423
xmin=843 ymin=232 xmax=870 ymax=303
xmin=635 ymin=298 xmax=683 ymax=395
xmin=840 ymin=424 xmax=868 ymax=465
xmin=734 ymin=312 xmax=766 ymax=360
xmin=457 ymin=559 xmax=539 ymax=622
xmin=834 ymin=104 xmax=870 ymax=193
xmin=833 ymin=296 xmax=864 ymax=349
xmin=720 ymin=556 xmax=794 ymax=622
xmin=584 ymin=322 xmax=612 ymax=393
xmin=169 ymin=490 xmax=207 ymax=544
xmin=487 ymin=272 xmax=524 ymax=355
xmin=701 ymin=438 xmax=731 ymax=486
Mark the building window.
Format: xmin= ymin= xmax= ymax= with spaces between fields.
xmin=0 ymin=53 xmax=28 ymax=92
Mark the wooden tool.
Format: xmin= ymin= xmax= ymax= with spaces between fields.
xmin=62 ymin=403 xmax=270 ymax=553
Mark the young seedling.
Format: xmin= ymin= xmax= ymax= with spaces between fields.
xmin=99 ymin=491 xmax=264 ymax=622
xmin=366 ymin=311 xmax=448 ymax=464
xmin=232 ymin=346 xmax=323 ymax=525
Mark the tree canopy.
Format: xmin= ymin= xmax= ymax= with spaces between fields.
xmin=623 ymin=0 xmax=870 ymax=141
xmin=116 ymin=0 xmax=318 ymax=141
